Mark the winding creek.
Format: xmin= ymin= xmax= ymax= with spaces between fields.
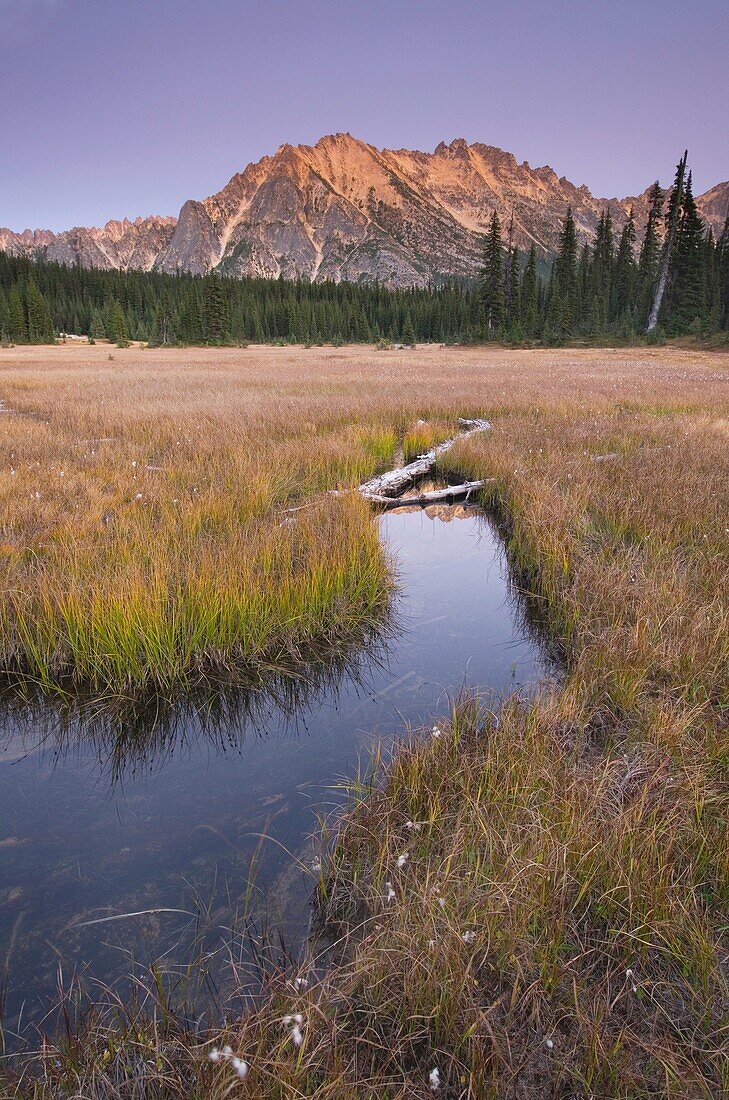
xmin=0 ymin=496 xmax=552 ymax=1039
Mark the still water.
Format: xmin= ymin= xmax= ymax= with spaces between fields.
xmin=0 ymin=504 xmax=550 ymax=1037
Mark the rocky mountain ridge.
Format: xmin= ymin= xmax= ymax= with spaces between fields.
xmin=2 ymin=134 xmax=726 ymax=288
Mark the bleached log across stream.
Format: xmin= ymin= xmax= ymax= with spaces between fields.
xmin=358 ymin=418 xmax=492 ymax=508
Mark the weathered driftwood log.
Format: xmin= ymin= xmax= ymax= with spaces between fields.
xmin=363 ymin=478 xmax=493 ymax=509
xmin=358 ymin=418 xmax=490 ymax=500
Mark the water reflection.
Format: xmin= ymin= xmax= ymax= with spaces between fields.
xmin=0 ymin=505 xmax=552 ymax=1039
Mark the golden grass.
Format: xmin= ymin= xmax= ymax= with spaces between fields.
xmin=0 ymin=342 xmax=727 ymax=1097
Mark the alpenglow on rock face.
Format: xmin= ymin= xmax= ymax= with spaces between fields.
xmin=2 ymin=134 xmax=727 ymax=289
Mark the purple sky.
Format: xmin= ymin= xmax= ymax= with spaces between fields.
xmin=2 ymin=0 xmax=726 ymax=232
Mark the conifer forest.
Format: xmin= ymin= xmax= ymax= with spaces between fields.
xmin=2 ymin=156 xmax=727 ymax=347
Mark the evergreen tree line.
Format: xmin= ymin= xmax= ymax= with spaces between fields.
xmin=478 ymin=155 xmax=729 ymax=342
xmin=1 ymin=152 xmax=726 ymax=348
xmin=0 ymin=253 xmax=480 ymax=347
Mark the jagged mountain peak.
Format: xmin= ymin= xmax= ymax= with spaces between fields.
xmin=2 ymin=136 xmax=726 ymax=288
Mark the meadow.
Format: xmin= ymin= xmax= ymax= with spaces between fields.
xmin=0 ymin=342 xmax=727 ymax=1097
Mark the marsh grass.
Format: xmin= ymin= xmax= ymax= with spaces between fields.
xmin=0 ymin=344 xmax=727 ymax=1097
xmin=402 ymin=422 xmax=452 ymax=463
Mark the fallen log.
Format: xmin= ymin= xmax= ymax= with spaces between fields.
xmin=358 ymin=418 xmax=490 ymax=500
xmin=362 ymin=479 xmax=493 ymax=509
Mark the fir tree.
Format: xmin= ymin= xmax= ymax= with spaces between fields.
xmin=716 ymin=216 xmax=729 ymax=331
xmin=0 ymin=288 xmax=9 ymax=339
xmin=105 ymin=298 xmax=127 ymax=343
xmin=636 ymin=183 xmax=663 ymax=326
xmin=8 ymin=285 xmax=27 ymax=342
xmin=613 ymin=208 xmax=637 ymax=324
xmin=478 ymin=211 xmax=505 ymax=336
xmin=25 ymin=278 xmax=55 ymax=343
xmin=520 ymin=243 xmax=538 ymax=337
xmin=663 ymin=171 xmax=706 ymax=333
xmin=648 ymin=150 xmax=687 ymax=331
xmin=202 ymin=273 xmax=230 ymax=343
xmin=150 ymin=292 xmax=175 ymax=346
xmin=586 ymin=210 xmax=614 ymax=333
xmin=506 ymin=247 xmax=521 ymax=335
xmin=90 ymin=307 xmax=106 ymax=340
xmin=546 ymin=207 xmax=578 ymax=340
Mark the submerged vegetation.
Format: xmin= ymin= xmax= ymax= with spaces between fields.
xmin=0 ymin=344 xmax=727 ymax=1096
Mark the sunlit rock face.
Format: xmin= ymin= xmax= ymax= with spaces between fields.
xmin=0 ymin=217 xmax=177 ymax=273
xmin=2 ymin=134 xmax=726 ymax=288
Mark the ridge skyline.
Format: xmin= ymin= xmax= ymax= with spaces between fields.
xmin=2 ymin=132 xmax=726 ymax=290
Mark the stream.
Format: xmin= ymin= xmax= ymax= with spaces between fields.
xmin=0 ymin=498 xmax=551 ymax=1040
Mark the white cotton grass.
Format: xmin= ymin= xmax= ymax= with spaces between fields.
xmin=386 ymin=881 xmax=396 ymax=903
xmin=429 ymin=1066 xmax=441 ymax=1090
xmin=431 ymin=726 xmax=442 ymax=738
xmin=208 ymin=1045 xmax=249 ymax=1078
xmin=397 ymin=851 xmax=409 ymax=868
xmin=625 ymin=966 xmax=638 ymax=992
xmin=282 ymin=1013 xmax=304 ymax=1047
xmin=545 ymin=1038 xmax=554 ymax=1050
xmin=461 ymin=930 xmax=476 ymax=945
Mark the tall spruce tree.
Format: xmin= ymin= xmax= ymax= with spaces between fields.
xmin=150 ymin=291 xmax=175 ymax=346
xmin=105 ymin=298 xmax=127 ymax=343
xmin=648 ymin=150 xmax=687 ymax=331
xmin=636 ymin=183 xmax=663 ymax=326
xmin=25 ymin=278 xmax=54 ymax=343
xmin=716 ymin=216 xmax=729 ymax=331
xmin=202 ymin=273 xmax=230 ymax=343
xmin=662 ymin=171 xmax=706 ymax=333
xmin=506 ymin=247 xmax=521 ymax=335
xmin=613 ymin=208 xmax=637 ymax=324
xmin=478 ymin=211 xmax=505 ymax=336
xmin=586 ymin=210 xmax=614 ymax=333
xmin=90 ymin=307 xmax=106 ymax=341
xmin=8 ymin=285 xmax=27 ymax=342
xmin=520 ymin=243 xmax=538 ymax=337
xmin=546 ymin=207 xmax=578 ymax=340
xmin=0 ymin=288 xmax=9 ymax=339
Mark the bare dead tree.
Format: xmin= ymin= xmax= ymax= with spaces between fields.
xmin=647 ymin=149 xmax=688 ymax=331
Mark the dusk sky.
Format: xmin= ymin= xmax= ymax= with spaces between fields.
xmin=2 ymin=0 xmax=726 ymax=233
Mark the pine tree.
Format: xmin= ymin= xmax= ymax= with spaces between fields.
xmin=663 ymin=171 xmax=706 ymax=334
xmin=586 ymin=210 xmax=614 ymax=333
xmin=0 ymin=288 xmax=9 ymax=340
xmin=506 ymin=247 xmax=521 ymax=335
xmin=178 ymin=285 xmax=203 ymax=344
xmin=648 ymin=150 xmax=688 ymax=331
xmin=613 ymin=208 xmax=637 ymax=324
xmin=546 ymin=207 xmax=578 ymax=340
xmin=716 ymin=216 xmax=729 ymax=331
xmin=202 ymin=273 xmax=230 ymax=343
xmin=90 ymin=307 xmax=106 ymax=340
xmin=636 ymin=183 xmax=663 ymax=326
xmin=105 ymin=298 xmax=127 ymax=343
xmin=25 ymin=278 xmax=55 ymax=343
xmin=150 ymin=291 xmax=175 ymax=346
xmin=8 ymin=285 xmax=27 ymax=342
xmin=402 ymin=314 xmax=416 ymax=347
xmin=478 ymin=210 xmax=505 ymax=336
xmin=520 ymin=243 xmax=538 ymax=337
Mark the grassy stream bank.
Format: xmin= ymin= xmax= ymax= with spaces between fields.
xmin=0 ymin=345 xmax=726 ymax=1098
